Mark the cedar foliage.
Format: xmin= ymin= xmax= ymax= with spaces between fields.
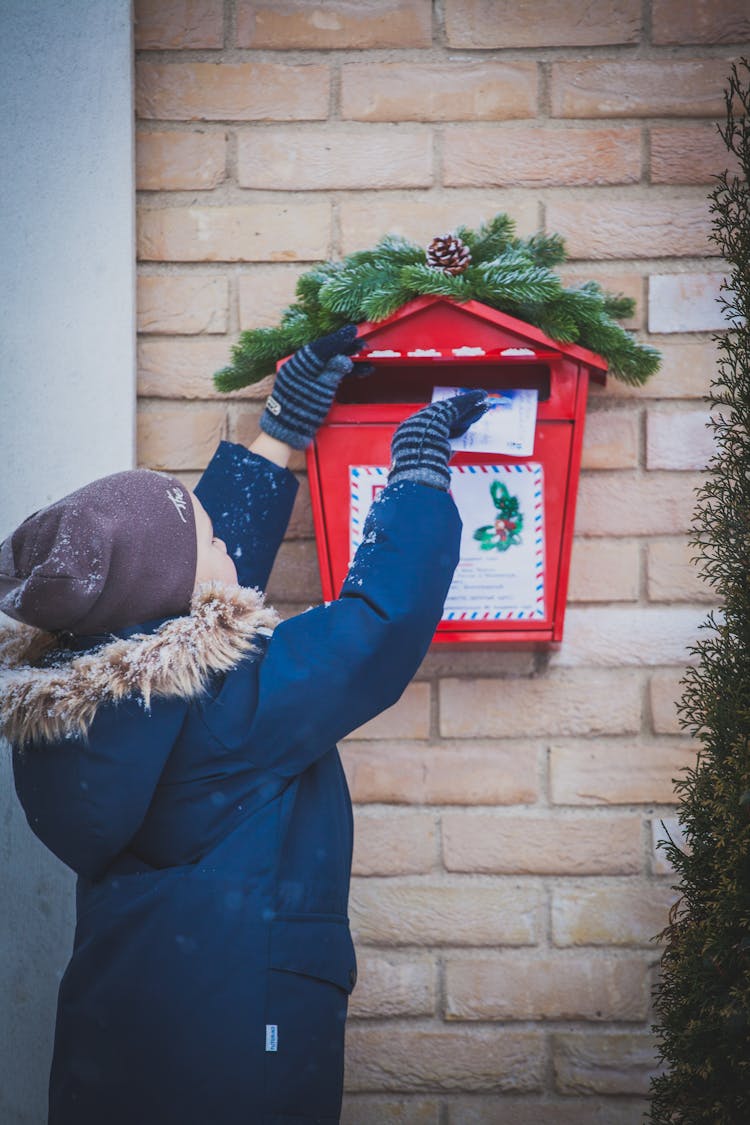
xmin=214 ymin=214 xmax=660 ymax=392
xmin=648 ymin=60 xmax=750 ymax=1125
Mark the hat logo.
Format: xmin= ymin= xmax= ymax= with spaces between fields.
xmin=166 ymin=487 xmax=188 ymax=523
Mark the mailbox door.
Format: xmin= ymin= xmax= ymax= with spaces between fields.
xmin=308 ymin=411 xmax=578 ymax=644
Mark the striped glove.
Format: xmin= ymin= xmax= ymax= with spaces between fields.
xmin=388 ymin=391 xmax=489 ymax=491
xmin=261 ymin=324 xmax=369 ymax=450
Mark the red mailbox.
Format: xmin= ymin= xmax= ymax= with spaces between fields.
xmin=304 ymin=295 xmax=607 ymax=645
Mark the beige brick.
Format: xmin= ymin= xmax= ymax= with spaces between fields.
xmin=550 ymin=59 xmax=729 ymax=118
xmin=575 ymin=472 xmax=702 ymax=536
xmin=238 ymin=266 xmax=305 ymax=331
xmin=445 ymin=0 xmax=640 ymax=47
xmin=137 ymin=403 xmax=226 ymax=471
xmin=550 ymin=738 xmax=698 ymax=806
xmin=440 ymin=671 xmax=641 ymax=738
xmin=138 ymin=338 xmax=266 ymax=400
xmin=136 ymin=62 xmax=330 ymax=122
xmin=648 ymin=537 xmax=714 ymax=603
xmin=137 ymin=275 xmax=228 ymax=335
xmin=138 ymin=203 xmax=331 ymax=262
xmin=651 ymin=816 xmax=690 ymax=876
xmin=445 ymin=951 xmax=650 ymax=1020
xmin=341 ymin=1097 xmax=439 ymax=1125
xmin=649 ymin=671 xmax=684 ymax=735
xmin=134 ymin=0 xmax=223 ymax=49
xmin=348 ymin=952 xmax=436 ymax=1019
xmin=228 ymin=405 xmax=306 ymax=471
xmin=652 ymin=0 xmax=750 ymax=45
xmin=136 ymin=130 xmax=226 ymax=191
xmin=545 ymin=196 xmax=714 ymax=260
xmin=416 ymin=648 xmax=535 ymax=680
xmin=349 ymin=878 xmax=542 ymax=946
xmin=552 ymin=1031 xmax=658 ymax=1095
xmin=342 ymin=740 xmax=539 ymax=805
xmin=346 ymin=683 xmax=431 ymax=741
xmin=286 ymin=476 xmax=314 ymax=540
xmin=237 ymin=127 xmax=433 ymax=191
xmin=602 ymin=339 xmax=719 ymax=400
xmin=568 ymin=538 xmax=640 ymax=603
xmin=553 ymin=883 xmax=679 ymax=946
xmin=446 ymin=1100 xmax=648 ymax=1125
xmin=265 ymin=540 xmax=321 ymax=605
xmin=647 ymin=408 xmax=714 ymax=471
xmin=559 ymin=269 xmax=644 ymax=330
xmin=229 ymin=403 xmax=261 ymax=446
xmin=651 ymin=124 xmax=741 ymax=185
xmin=342 ymin=62 xmax=536 ymax=122
xmin=237 ymin=0 xmax=433 ymax=49
xmin=172 ymin=471 xmax=202 ymax=493
xmin=352 ymin=809 xmax=437 ymax=876
xmin=442 ymin=812 xmax=642 ymax=875
xmin=339 ymin=195 xmax=537 ymax=255
xmin=648 ymin=272 xmax=730 ymax=333
xmin=550 ymin=606 xmax=703 ymax=668
xmin=581 ymin=408 xmax=639 ymax=470
xmin=346 ymin=1025 xmax=544 ymax=1092
xmin=445 ymin=126 xmax=641 ymax=188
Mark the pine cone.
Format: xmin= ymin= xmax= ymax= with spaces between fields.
xmin=426 ymin=233 xmax=472 ymax=276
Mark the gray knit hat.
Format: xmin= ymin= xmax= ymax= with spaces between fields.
xmin=0 ymin=471 xmax=197 ymax=635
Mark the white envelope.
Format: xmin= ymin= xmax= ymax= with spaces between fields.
xmin=432 ymin=386 xmax=539 ymax=456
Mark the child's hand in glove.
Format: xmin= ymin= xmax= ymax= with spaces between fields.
xmin=388 ymin=390 xmax=489 ymax=491
xmin=260 ymin=325 xmax=373 ymax=450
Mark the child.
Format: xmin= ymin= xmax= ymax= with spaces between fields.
xmin=0 ymin=325 xmax=486 ymax=1125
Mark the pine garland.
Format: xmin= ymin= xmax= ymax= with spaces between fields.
xmin=648 ymin=60 xmax=750 ymax=1125
xmin=214 ymin=214 xmax=660 ymax=392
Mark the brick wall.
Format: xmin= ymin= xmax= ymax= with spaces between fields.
xmin=134 ymin=2 xmax=748 ymax=1119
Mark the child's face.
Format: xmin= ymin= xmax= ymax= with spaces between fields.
xmin=190 ymin=493 xmax=238 ymax=591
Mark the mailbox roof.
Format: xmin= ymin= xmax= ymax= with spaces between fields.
xmin=354 ymin=295 xmax=609 ymax=373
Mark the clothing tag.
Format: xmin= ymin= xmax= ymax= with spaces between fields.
xmin=265 ymin=1024 xmax=278 ymax=1052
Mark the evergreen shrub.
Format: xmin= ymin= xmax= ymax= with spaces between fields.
xmin=648 ymin=59 xmax=750 ymax=1125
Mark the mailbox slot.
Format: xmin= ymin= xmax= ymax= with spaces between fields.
xmin=337 ymin=361 xmax=552 ymax=404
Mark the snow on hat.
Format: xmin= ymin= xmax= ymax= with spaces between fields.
xmin=0 ymin=471 xmax=197 ymax=635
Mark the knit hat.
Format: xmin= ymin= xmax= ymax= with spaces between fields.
xmin=0 ymin=471 xmax=197 ymax=635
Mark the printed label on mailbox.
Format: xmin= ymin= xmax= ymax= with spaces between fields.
xmin=350 ymin=463 xmax=545 ymax=622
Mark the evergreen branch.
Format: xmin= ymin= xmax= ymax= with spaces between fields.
xmin=345 ymin=234 xmax=424 ymax=269
xmin=534 ymin=300 xmax=581 ymax=345
xmin=213 ymin=211 xmax=661 ymax=391
xmin=476 ymin=257 xmax=563 ymax=306
xmin=456 ymin=213 xmax=516 ymax=263
xmin=213 ymin=326 xmax=291 ymax=390
xmin=602 ymin=292 xmax=637 ymax=319
xmin=398 ymin=263 xmax=474 ymax=300
xmin=294 ymin=264 xmax=342 ymax=317
xmin=318 ymin=265 xmax=400 ymax=319
xmin=516 ymin=231 xmax=567 ymax=268
xmin=360 ymin=279 xmax=421 ymax=322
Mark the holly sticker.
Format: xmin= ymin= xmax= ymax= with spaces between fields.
xmin=473 ymin=480 xmax=523 ymax=552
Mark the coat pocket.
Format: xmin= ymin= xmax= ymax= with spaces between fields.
xmin=264 ymin=915 xmax=356 ymax=1120
xmin=269 ymin=913 xmax=357 ymax=994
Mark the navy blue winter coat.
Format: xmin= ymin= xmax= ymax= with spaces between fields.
xmin=3 ymin=441 xmax=461 ymax=1125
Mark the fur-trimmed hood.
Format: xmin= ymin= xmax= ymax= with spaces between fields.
xmin=0 ymin=583 xmax=279 ymax=749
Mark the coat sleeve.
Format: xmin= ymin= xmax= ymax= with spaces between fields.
xmin=193 ymin=441 xmax=299 ymax=591
xmin=12 ymin=696 xmax=187 ymax=880
xmin=237 ymin=479 xmax=461 ymax=777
